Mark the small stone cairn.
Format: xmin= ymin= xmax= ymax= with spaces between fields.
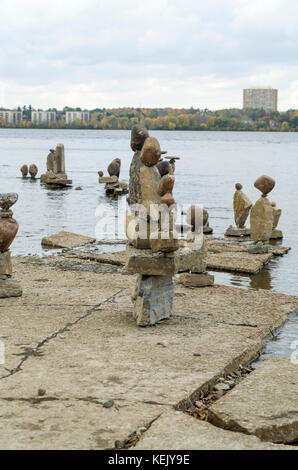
xmin=40 ymin=144 xmax=72 ymax=186
xmin=125 ymin=125 xmax=209 ymax=326
xmin=249 ymin=175 xmax=276 ymax=253
xmin=98 ymin=158 xmax=128 ymax=196
xmin=225 ymin=183 xmax=252 ymax=237
xmin=0 ymin=193 xmax=22 ymax=298
xmin=20 ymin=164 xmax=38 ymax=179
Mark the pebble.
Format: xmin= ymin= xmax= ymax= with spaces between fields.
xmin=103 ymin=400 xmax=114 ymax=408
xmin=38 ymin=388 xmax=46 ymax=396
xmin=214 ymin=383 xmax=230 ymax=391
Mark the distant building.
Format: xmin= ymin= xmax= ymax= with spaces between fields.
xmin=32 ymin=110 xmax=57 ymax=124
xmin=65 ymin=111 xmax=90 ymax=124
xmin=243 ymin=88 xmax=278 ymax=112
xmin=0 ymin=109 xmax=23 ymax=124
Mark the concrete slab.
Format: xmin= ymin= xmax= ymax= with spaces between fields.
xmin=134 ymin=411 xmax=295 ymax=450
xmin=0 ymin=255 xmax=297 ymax=449
xmin=206 ymin=252 xmax=272 ymax=274
xmin=41 ymin=232 xmax=96 ymax=249
xmin=208 ymin=358 xmax=298 ymax=444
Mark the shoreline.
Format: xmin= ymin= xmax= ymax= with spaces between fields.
xmin=0 ymin=253 xmax=297 ymax=449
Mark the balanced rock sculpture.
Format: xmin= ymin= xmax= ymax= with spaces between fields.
xmin=125 ymin=126 xmax=209 ymax=326
xmin=98 ymin=158 xmax=128 ymax=196
xmin=29 ymin=164 xmax=38 ymax=179
xmin=40 ymin=144 xmax=72 ymax=186
xmin=250 ymin=175 xmax=275 ymax=249
xmin=225 ymin=183 xmax=252 ymax=237
xmin=20 ymin=165 xmax=28 ymax=178
xmin=0 ymin=193 xmax=22 ymax=298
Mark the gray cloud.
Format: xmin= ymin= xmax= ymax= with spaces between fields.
xmin=0 ymin=0 xmax=297 ymax=109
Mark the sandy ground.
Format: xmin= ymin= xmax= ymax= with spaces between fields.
xmin=0 ymin=253 xmax=297 ymax=450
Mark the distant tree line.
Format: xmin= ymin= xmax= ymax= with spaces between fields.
xmin=0 ymin=106 xmax=298 ymax=131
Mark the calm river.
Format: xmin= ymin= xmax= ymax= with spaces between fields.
xmin=0 ymin=129 xmax=297 ymax=358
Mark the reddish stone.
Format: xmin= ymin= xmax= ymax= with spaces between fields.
xmin=161 ymin=193 xmax=175 ymax=207
xmin=98 ymin=171 xmax=104 ymax=177
xmin=0 ymin=218 xmax=19 ymax=252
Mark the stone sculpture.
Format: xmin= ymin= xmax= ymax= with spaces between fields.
xmin=225 ymin=183 xmax=252 ymax=237
xmin=98 ymin=158 xmax=128 ymax=196
xmin=0 ymin=193 xmax=22 ymax=298
xmin=108 ymin=158 xmax=121 ymax=178
xmin=270 ymin=202 xmax=283 ymax=239
xmin=125 ymin=126 xmax=210 ymax=326
xmin=40 ymin=144 xmax=72 ymax=186
xmin=250 ymin=175 xmax=275 ymax=250
xmin=20 ymin=165 xmax=28 ymax=178
xmin=29 ymin=164 xmax=38 ymax=178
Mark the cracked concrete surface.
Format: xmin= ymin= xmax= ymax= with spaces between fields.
xmin=0 ymin=254 xmax=297 ymax=449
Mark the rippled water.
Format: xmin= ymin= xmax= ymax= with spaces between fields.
xmin=0 ymin=129 xmax=297 ymax=356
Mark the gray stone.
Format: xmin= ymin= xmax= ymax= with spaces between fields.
xmin=132 ymin=275 xmax=174 ymax=326
xmin=225 ymin=225 xmax=250 ymax=237
xmin=271 ymin=229 xmax=283 ymax=239
xmin=179 ymin=273 xmax=214 ymax=287
xmin=248 ymin=241 xmax=269 ymax=254
xmin=126 ymin=244 xmax=176 ymax=276
xmin=208 ymin=358 xmax=298 ymax=444
xmin=175 ymin=235 xmax=207 ymax=273
xmin=0 ymin=279 xmax=22 ymax=298
xmin=0 ymin=193 xmax=18 ymax=212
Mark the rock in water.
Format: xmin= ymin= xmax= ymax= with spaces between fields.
xmin=130 ymin=125 xmax=149 ymax=152
xmin=254 ymin=175 xmax=275 ymax=196
xmin=233 ymin=184 xmax=252 ymax=228
xmin=132 ymin=275 xmax=174 ymax=326
xmin=140 ymin=137 xmax=166 ymax=167
xmin=271 ymin=202 xmax=281 ymax=228
xmin=29 ymin=164 xmax=38 ymax=178
xmin=20 ymin=165 xmax=28 ymax=177
xmin=107 ymin=158 xmax=121 ymax=178
xmin=250 ymin=197 xmax=273 ymax=244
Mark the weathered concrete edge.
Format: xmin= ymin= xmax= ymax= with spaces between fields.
xmin=174 ymin=309 xmax=295 ymax=411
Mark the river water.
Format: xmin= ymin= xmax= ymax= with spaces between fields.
xmin=0 ymin=129 xmax=297 ymax=357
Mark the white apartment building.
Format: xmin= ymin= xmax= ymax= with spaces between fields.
xmin=0 ymin=109 xmax=23 ymax=124
xmin=65 ymin=111 xmax=90 ymax=124
xmin=32 ymin=110 xmax=57 ymax=124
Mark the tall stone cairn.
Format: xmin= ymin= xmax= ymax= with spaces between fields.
xmin=0 ymin=193 xmax=22 ymax=298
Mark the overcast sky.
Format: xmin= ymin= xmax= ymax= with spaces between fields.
xmin=0 ymin=0 xmax=297 ymax=110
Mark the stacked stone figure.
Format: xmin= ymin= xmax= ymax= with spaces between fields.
xmin=0 ymin=193 xmax=22 ymax=298
xmin=20 ymin=164 xmax=38 ymax=179
xmin=40 ymin=144 xmax=72 ymax=186
xmin=225 ymin=183 xmax=252 ymax=237
xmin=125 ymin=125 xmax=209 ymax=326
xmin=98 ymin=158 xmax=128 ymax=196
xmin=249 ymin=175 xmax=275 ymax=253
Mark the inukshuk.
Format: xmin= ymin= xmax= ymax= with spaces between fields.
xmin=0 ymin=193 xmax=22 ymax=298
xmin=249 ymin=175 xmax=275 ymax=253
xmin=40 ymin=144 xmax=72 ymax=186
xmin=225 ymin=183 xmax=252 ymax=237
xmin=98 ymin=158 xmax=128 ymax=196
xmin=125 ymin=126 xmax=208 ymax=326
